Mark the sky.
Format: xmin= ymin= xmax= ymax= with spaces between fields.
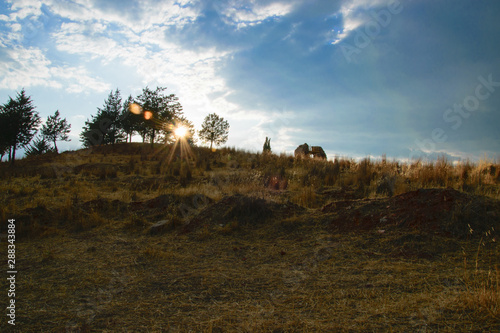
xmin=1 ymin=0 xmax=499 ymax=162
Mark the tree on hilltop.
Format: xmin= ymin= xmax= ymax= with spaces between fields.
xmin=120 ymin=95 xmax=142 ymax=143
xmin=135 ymin=86 xmax=183 ymax=148
xmin=0 ymin=112 xmax=11 ymax=162
xmin=198 ymin=113 xmax=229 ymax=150
xmin=25 ymin=135 xmax=55 ymax=157
xmin=0 ymin=89 xmax=40 ymax=164
xmin=80 ymin=89 xmax=125 ymax=147
xmin=263 ymin=137 xmax=271 ymax=153
xmin=41 ymin=110 xmax=71 ymax=153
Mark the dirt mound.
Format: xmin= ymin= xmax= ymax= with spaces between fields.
xmin=80 ymin=198 xmax=128 ymax=214
xmin=324 ymin=188 xmax=500 ymax=238
xmin=182 ymin=194 xmax=305 ymax=232
xmin=129 ymin=194 xmax=179 ymax=211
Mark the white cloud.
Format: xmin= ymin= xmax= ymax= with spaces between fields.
xmin=51 ymin=17 xmax=231 ymax=108
xmin=331 ymin=0 xmax=398 ymax=44
xmin=0 ymin=45 xmax=110 ymax=93
xmin=5 ymin=0 xmax=43 ymax=20
xmin=1 ymin=0 xmax=287 ymax=131
xmin=50 ymin=66 xmax=111 ymax=93
xmin=222 ymin=1 xmax=295 ymax=28
xmin=0 ymin=46 xmax=58 ymax=89
xmin=43 ymin=0 xmax=199 ymax=33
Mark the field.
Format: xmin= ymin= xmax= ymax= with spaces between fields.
xmin=0 ymin=143 xmax=499 ymax=332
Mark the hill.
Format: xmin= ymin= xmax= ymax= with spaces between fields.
xmin=0 ymin=143 xmax=499 ymax=331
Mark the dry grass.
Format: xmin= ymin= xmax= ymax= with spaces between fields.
xmin=0 ymin=143 xmax=498 ymax=331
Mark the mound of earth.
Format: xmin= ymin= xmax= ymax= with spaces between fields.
xmin=323 ymin=188 xmax=500 ymax=238
xmin=182 ymin=194 xmax=305 ymax=232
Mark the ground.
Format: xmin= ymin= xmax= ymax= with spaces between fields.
xmin=0 ymin=143 xmax=498 ymax=332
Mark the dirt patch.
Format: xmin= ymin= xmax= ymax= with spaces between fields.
xmin=324 ymin=188 xmax=500 ymax=238
xmin=182 ymin=194 xmax=305 ymax=233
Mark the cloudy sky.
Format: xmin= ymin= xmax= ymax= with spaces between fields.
xmin=1 ymin=0 xmax=499 ymax=161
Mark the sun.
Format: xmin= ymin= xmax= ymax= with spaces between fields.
xmin=174 ymin=125 xmax=188 ymax=138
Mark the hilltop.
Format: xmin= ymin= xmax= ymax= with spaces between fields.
xmin=0 ymin=143 xmax=499 ymax=331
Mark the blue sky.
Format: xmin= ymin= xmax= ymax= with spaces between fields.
xmin=1 ymin=0 xmax=499 ymax=161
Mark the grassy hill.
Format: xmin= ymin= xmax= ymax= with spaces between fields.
xmin=0 ymin=143 xmax=499 ymax=331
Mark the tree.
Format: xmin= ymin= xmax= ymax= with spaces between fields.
xmin=0 ymin=111 xmax=11 ymax=162
xmin=198 ymin=113 xmax=229 ymax=150
xmin=25 ymin=135 xmax=55 ymax=157
xmin=80 ymin=89 xmax=125 ymax=147
xmin=135 ymin=87 xmax=183 ymax=148
xmin=41 ymin=110 xmax=71 ymax=153
xmin=120 ymin=95 xmax=142 ymax=142
xmin=162 ymin=115 xmax=196 ymax=145
xmin=98 ymin=89 xmax=125 ymax=145
xmin=263 ymin=137 xmax=271 ymax=153
xmin=1 ymin=89 xmax=40 ymax=164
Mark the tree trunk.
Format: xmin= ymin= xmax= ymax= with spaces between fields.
xmin=210 ymin=140 xmax=213 ymax=150
xmin=54 ymin=139 xmax=58 ymax=154
xmin=10 ymin=143 xmax=16 ymax=166
xmin=151 ymin=128 xmax=155 ymax=150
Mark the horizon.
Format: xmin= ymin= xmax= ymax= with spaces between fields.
xmin=1 ymin=1 xmax=500 ymax=162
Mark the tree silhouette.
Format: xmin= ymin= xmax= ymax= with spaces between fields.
xmin=25 ymin=135 xmax=55 ymax=157
xmin=80 ymin=89 xmax=125 ymax=147
xmin=0 ymin=112 xmax=11 ymax=162
xmin=120 ymin=95 xmax=142 ymax=143
xmin=162 ymin=115 xmax=196 ymax=145
xmin=136 ymin=87 xmax=183 ymax=148
xmin=41 ymin=110 xmax=71 ymax=153
xmin=1 ymin=89 xmax=40 ymax=164
xmin=198 ymin=113 xmax=229 ymax=150
xmin=263 ymin=137 xmax=271 ymax=153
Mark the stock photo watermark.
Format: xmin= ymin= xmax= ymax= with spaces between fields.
xmin=6 ymin=219 xmax=17 ymax=326
xmin=410 ymin=73 xmax=500 ymax=160
xmin=340 ymin=0 xmax=404 ymax=63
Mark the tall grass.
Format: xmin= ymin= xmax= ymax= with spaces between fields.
xmin=461 ymin=231 xmax=499 ymax=320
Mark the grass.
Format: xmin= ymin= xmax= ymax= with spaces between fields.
xmin=0 ymin=143 xmax=498 ymax=331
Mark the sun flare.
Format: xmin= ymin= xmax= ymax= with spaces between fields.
xmin=129 ymin=103 xmax=142 ymax=115
xmin=144 ymin=111 xmax=153 ymax=120
xmin=174 ymin=125 xmax=188 ymax=138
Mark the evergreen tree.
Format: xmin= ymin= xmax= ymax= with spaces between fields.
xmin=0 ymin=111 xmax=11 ymax=162
xmin=41 ymin=110 xmax=71 ymax=153
xmin=1 ymin=89 xmax=40 ymax=164
xmin=25 ymin=135 xmax=55 ymax=157
xmin=80 ymin=89 xmax=125 ymax=147
xmin=263 ymin=137 xmax=271 ymax=153
xmin=135 ymin=87 xmax=183 ymax=148
xmin=120 ymin=95 xmax=142 ymax=142
xmin=198 ymin=113 xmax=229 ymax=150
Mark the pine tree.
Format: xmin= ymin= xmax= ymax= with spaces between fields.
xmin=1 ymin=89 xmax=40 ymax=164
xmin=135 ymin=87 xmax=183 ymax=148
xmin=120 ymin=95 xmax=142 ymax=143
xmin=41 ymin=110 xmax=71 ymax=153
xmin=25 ymin=136 xmax=55 ymax=157
xmin=0 ymin=111 xmax=11 ymax=162
xmin=263 ymin=137 xmax=271 ymax=153
xmin=80 ymin=89 xmax=125 ymax=147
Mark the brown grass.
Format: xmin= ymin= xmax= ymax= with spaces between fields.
xmin=0 ymin=143 xmax=498 ymax=331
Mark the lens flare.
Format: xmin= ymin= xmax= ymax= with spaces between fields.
xmin=129 ymin=103 xmax=142 ymax=115
xmin=174 ymin=125 xmax=188 ymax=138
xmin=144 ymin=111 xmax=153 ymax=120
